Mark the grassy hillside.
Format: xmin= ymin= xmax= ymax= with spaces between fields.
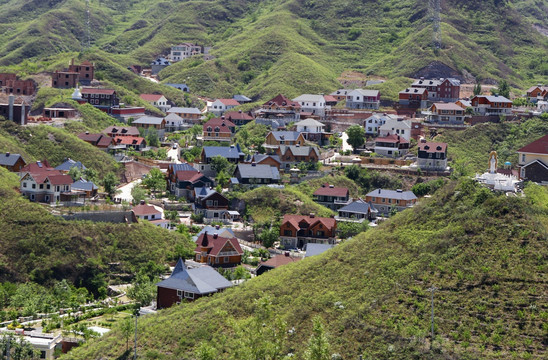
xmin=438 ymin=117 xmax=548 ymax=173
xmin=0 ymin=167 xmax=194 ymax=294
xmin=0 ymin=0 xmax=547 ymax=101
xmin=65 ymin=178 xmax=548 ymax=359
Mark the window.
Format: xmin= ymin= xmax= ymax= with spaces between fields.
xmin=521 ymin=154 xmax=526 ymax=162
xmin=39 ymin=184 xmax=44 ymax=189
xmin=184 ymin=292 xmax=194 ymax=299
xmin=284 ymin=230 xmax=292 ymax=236
xmin=144 ymin=215 xmax=148 ymax=220
xmin=23 ymin=182 xmax=27 ymax=188
xmin=388 ymin=199 xmax=392 ymax=204
xmin=32 ymin=184 xmax=36 ymax=189
xmin=381 ymin=198 xmax=385 ymax=203
xmin=371 ymin=197 xmax=375 ymax=201
xmin=177 ymin=289 xmax=183 ymax=298
xmin=206 ymin=200 xmax=213 ymax=206
xmin=215 ymin=257 xmax=219 ymax=263
xmin=224 ymin=256 xmax=229 ymax=263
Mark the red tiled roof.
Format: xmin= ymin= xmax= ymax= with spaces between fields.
xmin=78 ymin=133 xmax=113 ymax=147
xmin=281 ymin=214 xmax=337 ymax=231
xmin=418 ymin=142 xmax=447 ymax=153
xmin=175 ymin=170 xmax=204 ymax=183
xmin=20 ymin=161 xmax=53 ymax=173
xmin=431 ymin=102 xmax=463 ymax=111
xmin=262 ymin=94 xmax=301 ymax=108
xmin=140 ymin=94 xmax=164 ymax=102
xmin=313 ymin=183 xmax=349 ymax=197
xmin=203 ymin=117 xmax=236 ymax=133
xmin=195 ymin=232 xmax=243 ymax=257
xmin=114 ymin=136 xmax=145 ymax=145
xmin=47 ymin=174 xmax=73 ymax=185
xmin=132 ymin=203 xmax=161 ymax=216
xmin=375 ymin=134 xmax=409 ymax=144
xmin=323 ymin=95 xmax=338 ymax=102
xmin=260 ymin=253 xmax=301 ymax=268
xmin=225 ymin=111 xmax=253 ymax=121
xmin=81 ymin=88 xmax=115 ymax=95
xmin=518 ymin=134 xmax=548 ymax=155
xmin=217 ymin=98 xmax=240 ymax=106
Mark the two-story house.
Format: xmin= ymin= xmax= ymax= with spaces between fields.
xmin=280 ymin=214 xmax=337 ymax=249
xmin=140 ymin=94 xmax=170 ymax=113
xmin=364 ymin=113 xmax=398 ymax=136
xmin=471 ymin=95 xmax=512 ymax=116
xmin=156 ymin=259 xmax=232 ymax=309
xmin=102 ymin=125 xmax=140 ymax=138
xmin=329 ymin=89 xmax=352 ymax=102
xmin=292 ymin=94 xmax=328 ymax=117
xmin=346 ymin=89 xmax=380 ymax=110
xmin=51 ymin=59 xmax=94 ymax=87
xmin=112 ymin=136 xmax=146 ymax=151
xmin=264 ymin=131 xmax=306 ymax=152
xmin=365 ymin=189 xmax=417 ymax=216
xmin=411 ymin=77 xmax=460 ymax=102
xmin=208 ymin=98 xmax=240 ymax=116
xmin=517 ymin=134 xmax=548 ymax=183
xmin=294 ymin=118 xmax=328 ymax=144
xmin=202 ymin=117 xmax=236 ymax=142
xmin=172 ymin=170 xmax=213 ymax=200
xmin=132 ymin=116 xmax=166 ymax=137
xmin=169 ymin=43 xmax=203 ymax=61
xmin=374 ymin=134 xmax=409 ymax=158
xmin=378 ymin=118 xmax=412 ymax=142
xmin=336 ymin=199 xmax=377 ymax=223
xmin=312 ymin=184 xmax=350 ymax=210
xmin=526 ymin=85 xmax=548 ymax=103
xmin=398 ymin=88 xmax=429 ymax=109
xmin=164 ymin=113 xmax=187 ymax=132
xmin=19 ymin=161 xmax=73 ymax=204
xmin=417 ymin=141 xmax=448 ymax=171
xmin=426 ymin=102 xmax=467 ymax=124
xmin=233 ymin=163 xmax=281 ymax=185
xmin=276 ymin=145 xmax=320 ymax=169
xmin=194 ymin=187 xmax=233 ymax=222
xmin=167 ymin=107 xmax=202 ymax=123
xmin=167 ymin=163 xmax=200 ymax=193
xmin=151 ymin=57 xmax=171 ymax=75
xmin=80 ymin=88 xmax=119 ymax=113
xmin=194 ymin=232 xmax=243 ymax=267
xmin=224 ymin=110 xmax=254 ymax=126
xmin=0 ymin=152 xmax=26 ymax=172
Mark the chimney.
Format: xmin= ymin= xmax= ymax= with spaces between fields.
xmin=8 ymin=95 xmax=14 ymax=121
xmin=213 ymin=233 xmax=218 ymax=239
xmin=238 ymin=110 xmax=242 ymax=113
xmin=329 ymin=184 xmax=334 ymax=188
xmin=6 ymin=152 xmax=10 ymax=156
xmin=309 ymin=213 xmax=315 ymax=218
xmin=140 ymin=200 xmax=145 ymax=205
xmin=215 ymin=224 xmax=220 ymax=230
xmin=251 ymin=162 xmax=256 ymax=166
xmin=221 ymin=116 xmax=225 ymax=120
xmin=378 ymin=189 xmax=381 ymax=194
xmin=420 ymin=138 xmax=426 ymax=143
xmin=396 ymin=189 xmax=403 ymax=193
xmin=85 ymin=131 xmax=90 ymax=134
xmin=285 ymin=251 xmax=290 ymax=257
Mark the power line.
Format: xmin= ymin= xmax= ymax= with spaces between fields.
xmin=429 ymin=0 xmax=441 ymax=50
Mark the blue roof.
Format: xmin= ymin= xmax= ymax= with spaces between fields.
xmin=194 ymin=187 xmax=217 ymax=199
xmin=203 ymin=145 xmax=244 ymax=160
xmin=54 ymin=158 xmax=86 ymax=171
xmin=193 ymin=226 xmax=236 ymax=242
xmin=236 ymin=164 xmax=280 ymax=180
xmin=338 ymin=199 xmax=373 ymax=214
xmin=305 ymin=243 xmax=335 ymax=258
xmin=270 ymin=131 xmax=302 ymax=142
xmin=156 ymin=259 xmax=232 ymax=294
xmin=168 ymin=163 xmax=196 ymax=172
xmin=72 ymin=179 xmax=98 ymax=191
xmin=0 ymin=153 xmax=24 ymax=167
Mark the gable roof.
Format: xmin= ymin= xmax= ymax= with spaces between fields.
xmin=215 ymin=98 xmax=240 ymax=106
xmin=269 ymin=131 xmax=303 ymax=142
xmin=167 ymin=107 xmax=201 ymax=115
xmin=20 ymin=160 xmax=53 ymax=174
xmin=293 ymin=94 xmax=325 ymax=103
xmin=305 ymin=243 xmax=335 ymax=258
xmin=78 ymin=133 xmax=113 ymax=147
xmin=0 ymin=153 xmax=25 ymax=167
xmin=165 ymin=113 xmax=184 ymax=122
xmin=195 ymin=232 xmax=243 ymax=257
xmin=140 ymin=94 xmax=164 ymax=102
xmin=252 ymin=154 xmax=281 ymax=165
xmin=313 ymin=183 xmax=349 ymax=197
xmin=225 ymin=111 xmax=253 ymax=121
xmin=81 ymin=88 xmax=115 ymax=95
xmin=263 ymin=94 xmax=300 ymax=107
xmin=366 ymin=188 xmax=417 ymax=201
xmin=418 ymin=142 xmax=448 ymax=153
xmin=330 ymin=89 xmax=352 ymax=96
xmin=72 ymin=179 xmax=99 ymax=191
xmin=156 ymin=259 xmax=232 ymax=294
xmin=132 ymin=203 xmax=162 ymax=216
xmin=168 ymin=163 xmax=197 ymax=173
xmin=338 ymin=199 xmax=373 ymax=214
xmin=203 ymin=145 xmax=243 ymax=159
xmin=236 ymin=164 xmax=280 ymax=180
xmin=176 ymin=170 xmax=210 ymax=183
xmin=102 ymin=126 xmax=140 ymax=137
xmin=194 ymin=226 xmax=235 ymax=240
xmin=399 ymin=87 xmax=427 ymax=95
xmin=323 ymin=95 xmax=338 ymax=102
xmin=54 ymin=158 xmax=86 ymax=172
xmin=259 ymin=253 xmax=301 ymax=268
xmin=279 ymin=145 xmax=320 ymax=157
xmin=282 ymin=214 xmax=336 ymax=230
xmin=47 ymin=174 xmax=73 ymax=185
xmin=431 ymin=102 xmax=463 ymax=111
xmin=203 ymin=117 xmax=236 ymax=132
xmin=473 ymin=95 xmax=512 ymax=104
xmin=348 ymin=89 xmax=380 ymax=97
xmin=518 ymin=134 xmax=548 ymax=155
xmin=295 ymin=118 xmax=325 ymax=128
xmin=375 ymin=134 xmax=409 ymax=144
xmin=132 ymin=116 xmax=165 ymax=125
xmin=113 ymin=136 xmax=145 ymax=146
xmin=151 ymin=57 xmax=171 ymax=66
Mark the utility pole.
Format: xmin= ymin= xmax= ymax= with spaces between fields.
xmin=427 ymin=286 xmax=438 ymax=349
xmin=429 ymin=0 xmax=442 ymax=50
xmin=134 ymin=312 xmax=139 ymax=359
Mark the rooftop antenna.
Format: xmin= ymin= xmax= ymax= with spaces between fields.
xmin=429 ymin=0 xmax=441 ymax=50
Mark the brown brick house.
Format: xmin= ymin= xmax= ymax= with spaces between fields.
xmin=194 ymin=232 xmax=243 ymax=267
xmin=280 ymin=214 xmax=337 ymax=249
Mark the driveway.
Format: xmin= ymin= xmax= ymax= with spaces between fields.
xmin=167 ymin=146 xmax=181 ymax=163
xmin=115 ymin=179 xmax=142 ymax=203
xmin=341 ymin=132 xmax=353 ymax=153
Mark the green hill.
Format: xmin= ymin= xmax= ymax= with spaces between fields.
xmin=0 ymin=167 xmax=195 ymax=296
xmin=0 ymin=0 xmax=547 ymax=100
xmin=66 ymin=179 xmax=548 ymax=359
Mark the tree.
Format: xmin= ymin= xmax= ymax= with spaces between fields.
xmin=196 ymin=342 xmax=217 ymax=360
xmin=258 ymin=226 xmax=279 ymax=248
xmin=130 ymin=185 xmax=147 ymax=205
xmin=84 ymin=168 xmax=98 ymax=184
xmin=0 ymin=334 xmax=40 ymax=360
xmin=304 ymin=316 xmax=330 ymax=360
xmin=68 ymin=166 xmax=82 ymax=181
xmin=497 ymin=80 xmax=510 ymax=98
xmin=210 ymin=155 xmax=231 ymax=174
xmin=142 ymin=168 xmax=166 ymax=194
xmin=102 ymin=172 xmax=119 ymax=199
xmin=120 ymin=316 xmax=135 ymax=352
xmin=345 ymin=125 xmax=365 ymax=153
xmin=146 ymin=128 xmax=159 ymax=147
xmin=337 ymin=221 xmax=369 ymax=238
xmin=473 ymin=82 xmax=482 ymax=96
xmin=127 ymin=272 xmax=156 ymax=307
xmin=215 ymin=170 xmax=230 ymax=188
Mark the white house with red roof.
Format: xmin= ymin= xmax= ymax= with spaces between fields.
xmin=19 ymin=161 xmax=74 ymax=204
xmin=374 ymin=134 xmax=409 ymax=158
xmin=132 ymin=201 xmax=166 ymax=227
xmin=518 ymin=134 xmax=548 ymax=183
xmin=207 ymin=98 xmax=240 ymax=116
xmin=313 ymin=183 xmax=350 ymax=210
xmin=417 ymin=140 xmax=448 ymax=171
xmin=140 ymin=94 xmax=170 ymax=112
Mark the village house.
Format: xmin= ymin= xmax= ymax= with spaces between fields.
xmin=52 ymin=59 xmax=94 ymax=88
xmin=202 ymin=117 xmax=236 ymax=142
xmin=54 ymin=158 xmax=86 ymax=173
xmin=197 ymin=145 xmax=245 ymax=176
xmin=378 ymin=118 xmax=412 ymax=142
xmin=255 ymin=94 xmax=301 ymax=128
xmin=0 ymin=73 xmax=17 ymax=87
xmin=345 ymin=89 xmax=380 ymax=110
xmin=233 ymin=163 xmax=281 ymax=185
xmin=323 ymin=95 xmax=338 ymax=107
xmin=19 ymin=161 xmax=74 ymax=204
xmin=194 ymin=187 xmax=236 ymax=222
xmin=80 ymin=88 xmax=119 ymax=113
xmin=329 ymin=89 xmax=352 ymax=102
xmin=264 ymin=131 xmax=306 ymax=151
xmin=2 ymin=77 xmax=36 ymax=96
xmin=276 ymin=145 xmax=320 ymax=169
xmin=294 ymin=118 xmax=329 ymax=144
xmin=398 ymin=87 xmax=429 ymax=109
xmin=164 ymin=113 xmax=187 ymax=132
xmin=225 ymin=110 xmax=254 ymax=126
xmin=194 ymin=232 xmax=243 ymax=267
xmin=112 ymin=136 xmax=147 ymax=151
xmin=336 ymin=199 xmax=378 ymax=223
xmin=156 ymin=258 xmax=232 ymax=309
xmin=102 ymin=125 xmax=140 ymax=138
xmin=247 ymin=154 xmax=282 ymax=170
xmin=167 ymin=163 xmax=198 ymax=191
xmin=417 ymin=141 xmax=448 ymax=171
xmin=132 ymin=201 xmax=167 ymax=228
xmin=132 ymin=116 xmax=166 ymax=137
xmin=365 ymin=189 xmax=417 ymax=216
xmin=411 ymin=77 xmax=460 ymax=102
xmin=426 ymin=102 xmax=467 ymax=124
xmin=470 ymin=95 xmax=512 ymax=116
xmin=517 ymin=134 xmax=548 ymax=183
xmin=292 ymin=94 xmax=328 ymax=117
xmin=140 ymin=94 xmax=170 ymax=112
xmin=167 ymin=107 xmax=202 ymax=123
xmin=0 ymin=152 xmax=26 ymax=172
xmin=279 ymin=213 xmax=337 ymax=249
xmin=71 ymin=179 xmax=99 ymax=200
xmin=363 ymin=113 xmax=398 ymax=136
xmin=169 ymin=43 xmax=204 ymax=61
xmin=526 ymin=85 xmax=548 ymax=103
xmin=151 ymin=57 xmax=171 ymax=75
xmin=312 ymin=184 xmax=350 ymax=210
xmin=78 ymin=132 xmax=113 ymax=150
xmin=208 ymin=98 xmax=240 ymax=116
xmin=374 ymin=134 xmax=409 ymax=158
xmin=171 ymin=170 xmax=213 ymax=200
xmin=456 ymin=99 xmax=472 ymax=109
xmin=255 ymin=252 xmax=301 ymax=276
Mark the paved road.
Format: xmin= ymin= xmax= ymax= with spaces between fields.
xmin=115 ymin=179 xmax=142 ymax=203
xmin=167 ymin=146 xmax=181 ymax=163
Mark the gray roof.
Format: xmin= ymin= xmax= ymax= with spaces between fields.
xmin=365 ymin=113 xmax=398 ymax=123
xmin=0 ymin=153 xmax=24 ymax=167
xmin=168 ymin=163 xmax=196 ymax=172
xmin=165 ymin=84 xmax=189 ymax=91
xmin=233 ymin=95 xmax=251 ymax=102
xmin=167 ymin=107 xmax=201 ymax=114
xmin=412 ymin=78 xmax=460 ymax=87
xmin=236 ymin=164 xmax=280 ymax=180
xmin=295 ymin=118 xmax=325 ymax=128
xmin=293 ymin=94 xmax=325 ymax=103
xmin=348 ymin=89 xmax=380 ymax=97
xmin=194 ymin=187 xmax=217 ymax=199
xmin=366 ymin=189 xmax=417 ymax=201
xmin=54 ymin=158 xmax=86 ymax=171
xmin=203 ymin=145 xmax=244 ymax=159
xmin=156 ymin=259 xmax=232 ymax=294
xmin=481 ymin=95 xmax=512 ymax=103
xmin=338 ymin=199 xmax=374 ymax=214
xmin=253 ymin=154 xmax=281 ymax=164
xmin=133 ymin=116 xmax=164 ymax=125
xmin=72 ymin=179 xmax=98 ymax=191
xmin=270 ymin=131 xmax=303 ymax=141
xmin=330 ymin=89 xmax=352 ymax=96
xmin=305 ymin=243 xmax=335 ymax=258
xmin=279 ymin=145 xmax=320 ymax=157
xmin=193 ymin=226 xmax=236 ymax=242
xmin=165 ymin=113 xmax=184 ymax=122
